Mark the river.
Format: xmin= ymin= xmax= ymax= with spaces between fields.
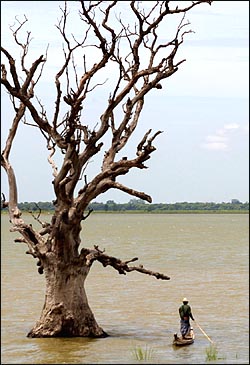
xmin=1 ymin=213 xmax=249 ymax=364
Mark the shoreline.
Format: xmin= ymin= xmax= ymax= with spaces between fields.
xmin=1 ymin=210 xmax=249 ymax=215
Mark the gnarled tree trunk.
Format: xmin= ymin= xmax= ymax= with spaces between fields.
xmin=26 ymin=214 xmax=108 ymax=338
xmin=28 ymin=257 xmax=107 ymax=338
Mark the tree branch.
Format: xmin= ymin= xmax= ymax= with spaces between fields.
xmin=108 ymin=181 xmax=152 ymax=203
xmin=81 ymin=245 xmax=170 ymax=280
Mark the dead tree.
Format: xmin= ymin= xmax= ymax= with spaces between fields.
xmin=1 ymin=1 xmax=212 ymax=338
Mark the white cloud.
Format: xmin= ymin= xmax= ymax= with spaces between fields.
xmin=201 ymin=123 xmax=245 ymax=151
xmin=202 ymin=141 xmax=228 ymax=151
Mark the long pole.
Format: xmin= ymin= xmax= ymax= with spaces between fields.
xmin=194 ymin=321 xmax=214 ymax=344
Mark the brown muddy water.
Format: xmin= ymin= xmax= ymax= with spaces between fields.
xmin=1 ymin=213 xmax=249 ymax=364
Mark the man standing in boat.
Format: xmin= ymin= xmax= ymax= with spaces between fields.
xmin=179 ymin=298 xmax=195 ymax=339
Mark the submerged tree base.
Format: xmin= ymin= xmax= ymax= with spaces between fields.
xmin=27 ymin=331 xmax=109 ymax=338
xmin=27 ymin=325 xmax=109 ymax=338
xmin=26 ymin=300 xmax=109 ymax=339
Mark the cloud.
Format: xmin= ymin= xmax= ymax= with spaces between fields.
xmin=202 ymin=141 xmax=228 ymax=151
xmin=201 ymin=123 xmax=242 ymax=151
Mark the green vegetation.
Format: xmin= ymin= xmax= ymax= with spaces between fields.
xmin=205 ymin=345 xmax=218 ymax=361
xmin=1 ymin=198 xmax=248 ymax=214
xmin=205 ymin=345 xmax=226 ymax=362
xmin=131 ymin=344 xmax=154 ymax=361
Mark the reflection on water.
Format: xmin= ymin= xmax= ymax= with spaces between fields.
xmin=1 ymin=213 xmax=249 ymax=364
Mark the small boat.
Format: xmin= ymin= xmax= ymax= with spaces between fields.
xmin=173 ymin=327 xmax=195 ymax=346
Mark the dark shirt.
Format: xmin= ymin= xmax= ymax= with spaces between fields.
xmin=179 ymin=304 xmax=194 ymax=321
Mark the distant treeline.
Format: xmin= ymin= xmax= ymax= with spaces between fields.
xmin=2 ymin=198 xmax=249 ymax=213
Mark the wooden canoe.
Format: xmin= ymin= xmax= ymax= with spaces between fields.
xmin=173 ymin=327 xmax=195 ymax=346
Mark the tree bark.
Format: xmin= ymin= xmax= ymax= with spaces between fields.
xmin=27 ymin=254 xmax=107 ymax=338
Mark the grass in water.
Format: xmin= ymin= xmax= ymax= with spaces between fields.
xmin=131 ymin=344 xmax=154 ymax=361
xmin=205 ymin=344 xmax=226 ymax=362
xmin=206 ymin=344 xmax=218 ymax=361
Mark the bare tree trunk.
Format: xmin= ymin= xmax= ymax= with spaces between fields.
xmin=27 ymin=257 xmax=107 ymax=338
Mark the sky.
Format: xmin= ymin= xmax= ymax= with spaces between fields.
xmin=1 ymin=1 xmax=249 ymax=204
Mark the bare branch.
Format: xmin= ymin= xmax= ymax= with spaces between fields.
xmin=82 ymin=208 xmax=93 ymax=221
xmin=109 ymin=181 xmax=152 ymax=203
xmin=47 ymin=143 xmax=58 ymax=177
xmin=1 ymin=193 xmax=8 ymax=208
xmin=10 ymin=14 xmax=31 ymax=74
xmin=28 ymin=203 xmax=50 ymax=229
xmin=1 ymin=47 xmax=21 ymax=90
xmin=2 ymin=102 xmax=26 ymax=161
xmin=82 ymin=246 xmax=170 ymax=280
